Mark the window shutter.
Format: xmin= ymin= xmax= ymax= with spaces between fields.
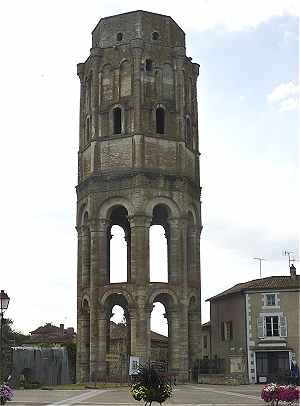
xmin=229 ymin=321 xmax=233 ymax=340
xmin=221 ymin=322 xmax=225 ymax=341
xmin=279 ymin=316 xmax=287 ymax=337
xmin=257 ymin=317 xmax=264 ymax=338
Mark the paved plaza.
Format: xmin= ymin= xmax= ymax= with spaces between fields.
xmin=9 ymin=384 xmax=289 ymax=406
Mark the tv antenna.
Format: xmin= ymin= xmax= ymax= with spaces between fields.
xmin=253 ymin=257 xmax=266 ymax=278
xmin=283 ymin=250 xmax=298 ymax=269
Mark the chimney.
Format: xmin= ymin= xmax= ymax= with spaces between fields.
xmin=59 ymin=323 xmax=64 ymax=337
xmin=290 ymin=264 xmax=297 ymax=279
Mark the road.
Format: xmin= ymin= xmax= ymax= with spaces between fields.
xmin=8 ymin=384 xmax=279 ymax=405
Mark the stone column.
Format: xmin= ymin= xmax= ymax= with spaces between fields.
xmin=76 ymin=226 xmax=83 ymax=382
xmin=97 ymin=218 xmax=109 ymax=286
xmin=98 ymin=309 xmax=108 ymax=381
xmin=81 ymin=225 xmax=90 ymax=289
xmin=174 ymin=49 xmax=185 ymax=141
xmin=79 ymin=311 xmax=90 ymax=382
xmin=131 ymin=40 xmax=143 ymax=134
xmin=129 ymin=215 xmax=151 ymax=285
xmin=77 ymin=63 xmax=85 ymax=148
xmin=89 ymin=219 xmax=101 ymax=381
xmin=188 ymin=309 xmax=201 ymax=368
xmin=134 ymin=304 xmax=152 ymax=364
xmin=90 ymin=48 xmax=102 ymax=139
xmin=165 ymin=308 xmax=180 ymax=374
xmin=188 ymin=225 xmax=201 ymax=286
xmin=168 ymin=218 xmax=181 ymax=285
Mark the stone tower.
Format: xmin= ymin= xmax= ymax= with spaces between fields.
xmin=76 ymin=10 xmax=202 ymax=383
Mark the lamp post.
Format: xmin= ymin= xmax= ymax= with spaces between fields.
xmin=0 ymin=290 xmax=10 ymax=382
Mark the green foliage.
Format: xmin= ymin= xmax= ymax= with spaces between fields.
xmin=129 ymin=364 xmax=172 ymax=404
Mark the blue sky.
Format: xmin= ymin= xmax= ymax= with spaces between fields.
xmin=0 ymin=1 xmax=298 ymax=335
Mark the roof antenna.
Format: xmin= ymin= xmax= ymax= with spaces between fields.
xmin=283 ymin=250 xmax=298 ymax=271
xmin=253 ymin=257 xmax=266 ymax=278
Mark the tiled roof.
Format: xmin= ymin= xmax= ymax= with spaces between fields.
xmin=110 ymin=322 xmax=167 ymax=341
xmin=207 ymin=275 xmax=300 ymax=302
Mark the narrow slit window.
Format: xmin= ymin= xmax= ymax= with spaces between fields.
xmin=145 ymin=59 xmax=153 ymax=72
xmin=113 ymin=107 xmax=122 ymax=134
xmin=156 ymin=107 xmax=165 ymax=134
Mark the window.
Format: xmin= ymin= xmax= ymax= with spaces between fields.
xmin=145 ymin=59 xmax=153 ymax=72
xmin=116 ymin=32 xmax=123 ymax=41
xmin=266 ymin=294 xmax=276 ymax=306
xmin=152 ymin=31 xmax=159 ymax=40
xmin=203 ymin=335 xmax=208 ymax=349
xmin=257 ymin=315 xmax=287 ymax=338
xmin=221 ymin=321 xmax=233 ymax=341
xmin=266 ymin=316 xmax=279 ymax=337
xmin=156 ymin=107 xmax=165 ymax=134
xmin=113 ymin=107 xmax=122 ymax=134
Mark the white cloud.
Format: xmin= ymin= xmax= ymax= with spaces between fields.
xmin=267 ymin=81 xmax=299 ymax=104
xmin=128 ymin=0 xmax=299 ymax=31
xmin=279 ymin=97 xmax=299 ymax=112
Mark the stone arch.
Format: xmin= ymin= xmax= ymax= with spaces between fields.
xmin=186 ymin=205 xmax=199 ymax=225
xmin=120 ymin=59 xmax=132 ymax=97
xmin=77 ymin=203 xmax=89 ymax=227
xmin=81 ymin=296 xmax=91 ymax=312
xmin=101 ymin=64 xmax=113 ymax=103
xmin=98 ymin=197 xmax=134 ymax=219
xmin=147 ymin=287 xmax=179 ymax=308
xmin=145 ymin=197 xmax=180 ymax=219
xmin=100 ymin=290 xmax=133 ymax=380
xmin=100 ymin=289 xmax=135 ymax=312
xmin=162 ymin=63 xmax=174 ymax=100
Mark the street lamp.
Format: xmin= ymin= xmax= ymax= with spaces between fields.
xmin=0 ymin=290 xmax=10 ymax=382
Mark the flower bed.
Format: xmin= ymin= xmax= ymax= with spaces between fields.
xmin=129 ymin=364 xmax=172 ymax=405
xmin=261 ymin=383 xmax=299 ymax=405
xmin=0 ymin=383 xmax=13 ymax=405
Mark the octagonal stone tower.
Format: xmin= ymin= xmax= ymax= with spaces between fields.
xmin=76 ymin=10 xmax=202 ymax=383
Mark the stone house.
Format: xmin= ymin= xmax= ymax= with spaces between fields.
xmin=206 ymin=266 xmax=300 ymax=383
xmin=29 ymin=323 xmax=76 ymax=345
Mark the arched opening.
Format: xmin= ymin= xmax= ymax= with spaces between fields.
xmin=113 ymin=107 xmax=122 ymax=134
xmin=150 ymin=205 xmax=169 ymax=282
xmin=110 ymin=225 xmax=127 ymax=283
xmin=120 ymin=61 xmax=131 ymax=97
xmin=150 ymin=302 xmax=168 ymax=364
xmin=156 ymin=107 xmax=165 ymax=134
xmin=108 ymin=206 xmax=130 ymax=284
xmin=150 ymin=225 xmax=168 ymax=282
xmin=150 ymin=292 xmax=176 ymax=371
xmin=105 ymin=294 xmax=131 ymax=382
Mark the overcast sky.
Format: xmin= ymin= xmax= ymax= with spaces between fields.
xmin=0 ymin=0 xmax=298 ymax=336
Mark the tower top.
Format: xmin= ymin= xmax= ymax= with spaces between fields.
xmin=92 ymin=10 xmax=185 ymax=49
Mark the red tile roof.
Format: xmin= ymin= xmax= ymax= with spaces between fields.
xmin=206 ymin=275 xmax=300 ymax=302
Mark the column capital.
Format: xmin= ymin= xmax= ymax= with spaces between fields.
xmin=128 ymin=214 xmax=152 ymax=228
xmin=89 ymin=218 xmax=109 ymax=232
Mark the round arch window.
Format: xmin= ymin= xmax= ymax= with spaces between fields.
xmin=116 ymin=32 xmax=123 ymax=42
xmin=152 ymin=31 xmax=160 ymax=40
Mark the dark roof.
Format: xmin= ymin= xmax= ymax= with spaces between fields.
xmin=207 ymin=275 xmax=300 ymax=302
xmin=30 ymin=323 xmax=59 ymax=335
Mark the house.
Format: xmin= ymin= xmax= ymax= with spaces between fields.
xmin=206 ymin=265 xmax=300 ymax=383
xmin=201 ymin=321 xmax=211 ymax=359
xmin=29 ymin=323 xmax=76 ymax=345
